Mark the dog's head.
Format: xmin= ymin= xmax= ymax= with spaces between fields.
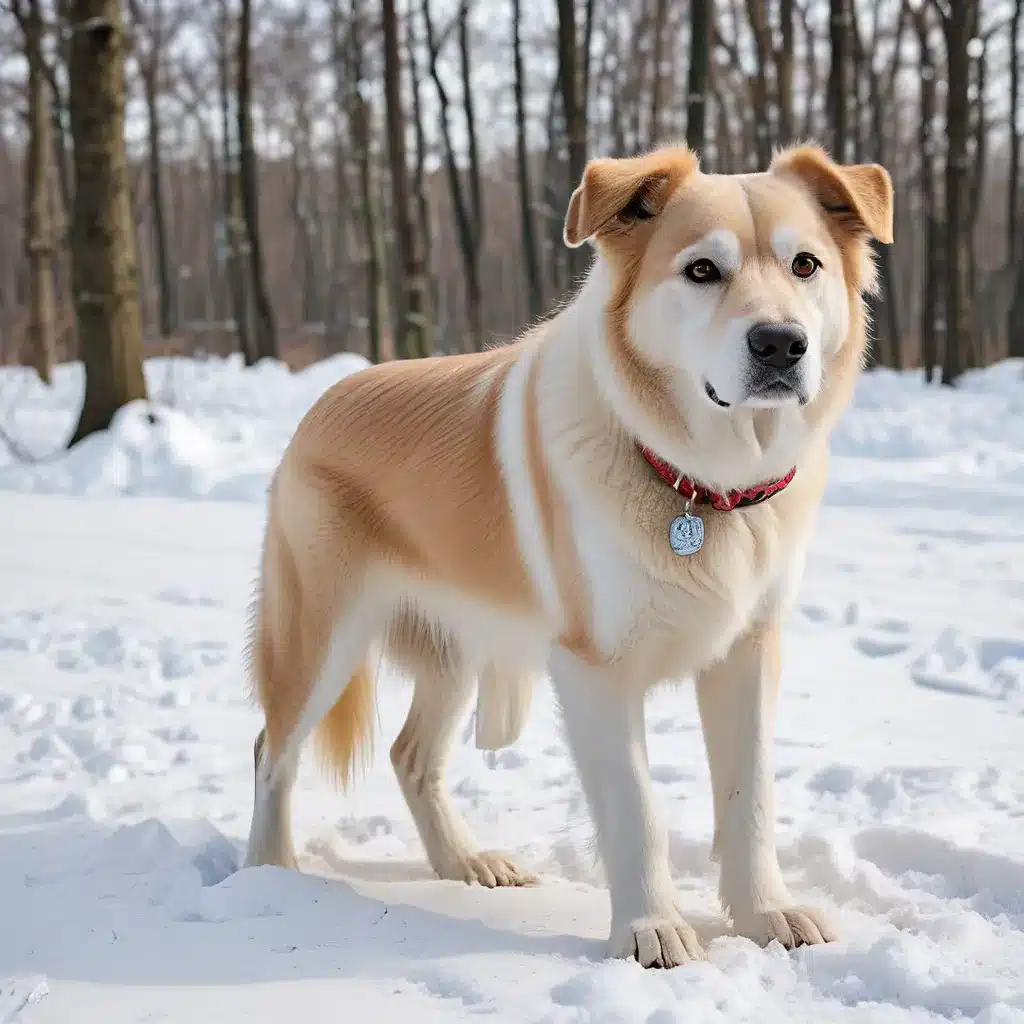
xmin=565 ymin=143 xmax=893 ymax=485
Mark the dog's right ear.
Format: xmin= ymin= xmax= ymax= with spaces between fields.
xmin=563 ymin=147 xmax=699 ymax=249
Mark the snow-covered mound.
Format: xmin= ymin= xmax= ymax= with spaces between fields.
xmin=0 ymin=352 xmax=370 ymax=499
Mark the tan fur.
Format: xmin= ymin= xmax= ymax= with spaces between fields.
xmin=312 ymin=661 xmax=375 ymax=791
xmin=243 ymin=141 xmax=895 ymax=949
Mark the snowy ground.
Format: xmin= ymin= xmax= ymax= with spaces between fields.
xmin=1 ymin=354 xmax=1023 ymax=1023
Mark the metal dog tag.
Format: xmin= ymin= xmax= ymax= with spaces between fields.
xmin=669 ymin=513 xmax=704 ymax=556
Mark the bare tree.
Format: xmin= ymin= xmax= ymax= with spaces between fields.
xmin=382 ymin=0 xmax=428 ymax=359
xmin=648 ymin=0 xmax=668 ymax=148
xmin=67 ymin=0 xmax=147 ymax=444
xmin=237 ymin=0 xmax=278 ymax=361
xmin=744 ymin=0 xmax=773 ymax=166
xmin=12 ymin=0 xmax=58 ymax=383
xmin=828 ymin=0 xmax=849 ymax=160
xmin=422 ymin=0 xmax=483 ymax=351
xmin=512 ymin=0 xmax=542 ymax=320
xmin=775 ymin=0 xmax=795 ymax=145
xmin=936 ymin=0 xmax=980 ymax=384
xmin=686 ymin=0 xmax=711 ymax=156
xmin=406 ymin=4 xmax=435 ymax=351
xmin=215 ymin=0 xmax=253 ymax=363
xmin=338 ymin=0 xmax=386 ymax=363
xmin=1010 ymin=0 xmax=1024 ymax=359
xmin=126 ymin=0 xmax=176 ymax=339
xmin=556 ymin=0 xmax=586 ymax=279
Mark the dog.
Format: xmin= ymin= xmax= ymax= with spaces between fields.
xmin=242 ymin=142 xmax=893 ymax=968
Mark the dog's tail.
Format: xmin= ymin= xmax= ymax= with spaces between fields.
xmin=474 ymin=662 xmax=534 ymax=749
xmin=313 ymin=661 xmax=376 ymax=791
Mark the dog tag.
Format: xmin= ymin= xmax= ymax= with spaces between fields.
xmin=669 ymin=513 xmax=704 ymax=556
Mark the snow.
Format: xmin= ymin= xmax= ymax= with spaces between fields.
xmin=1 ymin=353 xmax=1023 ymax=1023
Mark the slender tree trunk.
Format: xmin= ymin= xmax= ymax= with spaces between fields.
xmin=915 ymin=7 xmax=940 ymax=378
xmin=383 ymin=0 xmax=427 ymax=359
xmin=458 ymin=0 xmax=484 ymax=349
xmin=544 ymin=81 xmax=567 ymax=296
xmin=648 ymin=0 xmax=668 ymax=148
xmin=744 ymin=0 xmax=773 ymax=167
xmin=406 ymin=7 xmax=435 ymax=352
xmin=941 ymin=2 xmax=978 ymax=385
xmin=776 ymin=0 xmax=794 ymax=144
xmin=827 ymin=0 xmax=849 ymax=161
xmin=67 ymin=0 xmax=147 ymax=445
xmin=342 ymin=0 xmax=385 ymax=363
xmin=237 ymin=0 xmax=277 ymax=362
xmin=1009 ymin=1 xmax=1024 ymax=358
xmin=686 ymin=0 xmax=711 ymax=156
xmin=424 ymin=0 xmax=482 ymax=351
xmin=143 ymin=65 xmax=174 ymax=338
xmin=556 ymin=0 xmax=587 ymax=279
xmin=218 ymin=0 xmax=253 ymax=363
xmin=18 ymin=0 xmax=57 ymax=384
xmin=1011 ymin=2 xmax=1022 ymax=265
xmin=797 ymin=2 xmax=819 ymax=139
xmin=513 ymin=0 xmax=543 ymax=320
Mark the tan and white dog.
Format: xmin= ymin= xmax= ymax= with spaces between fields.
xmin=243 ymin=143 xmax=893 ymax=968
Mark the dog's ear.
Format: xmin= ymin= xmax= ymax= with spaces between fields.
xmin=563 ymin=147 xmax=699 ymax=249
xmin=771 ymin=145 xmax=894 ymax=245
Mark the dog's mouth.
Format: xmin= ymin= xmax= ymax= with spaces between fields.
xmin=746 ymin=380 xmax=809 ymax=407
xmin=703 ymin=380 xmax=731 ymax=408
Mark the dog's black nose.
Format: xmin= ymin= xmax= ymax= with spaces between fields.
xmin=746 ymin=323 xmax=808 ymax=370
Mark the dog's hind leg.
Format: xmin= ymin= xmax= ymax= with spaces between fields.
xmin=388 ymin=615 xmax=535 ymax=887
xmin=243 ymin=472 xmax=379 ymax=871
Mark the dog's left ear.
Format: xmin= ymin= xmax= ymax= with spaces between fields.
xmin=563 ymin=147 xmax=699 ymax=249
xmin=771 ymin=145 xmax=894 ymax=245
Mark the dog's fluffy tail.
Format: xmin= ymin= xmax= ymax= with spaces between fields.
xmin=313 ymin=662 xmax=376 ymax=791
xmin=474 ymin=663 xmax=534 ymax=750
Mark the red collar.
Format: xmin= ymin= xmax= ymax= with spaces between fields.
xmin=638 ymin=444 xmax=796 ymax=512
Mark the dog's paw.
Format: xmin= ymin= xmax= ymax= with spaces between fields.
xmin=438 ymin=849 xmax=537 ymax=888
xmin=611 ymin=915 xmax=707 ymax=968
xmin=734 ymin=905 xmax=836 ymax=949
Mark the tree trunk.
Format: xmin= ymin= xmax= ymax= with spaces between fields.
xmin=827 ymin=0 xmax=849 ymax=161
xmin=775 ymin=0 xmax=795 ymax=145
xmin=941 ymin=2 xmax=978 ymax=385
xmin=143 ymin=64 xmax=174 ymax=338
xmin=1011 ymin=2 xmax=1022 ymax=265
xmin=237 ymin=0 xmax=278 ymax=362
xmin=218 ymin=0 xmax=254 ymax=364
xmin=1010 ymin=1 xmax=1024 ymax=358
xmin=556 ymin=0 xmax=587 ymax=279
xmin=382 ymin=0 xmax=428 ymax=359
xmin=406 ymin=6 xmax=436 ymax=352
xmin=67 ymin=0 xmax=147 ymax=445
xmin=342 ymin=0 xmax=386 ymax=363
xmin=513 ymin=0 xmax=543 ymax=320
xmin=458 ymin=0 xmax=484 ymax=349
xmin=915 ymin=6 xmax=940 ymax=378
xmin=744 ymin=0 xmax=773 ymax=167
xmin=19 ymin=0 xmax=57 ymax=385
xmin=797 ymin=1 xmax=819 ymax=139
xmin=648 ymin=0 xmax=668 ymax=148
xmin=685 ymin=0 xmax=710 ymax=156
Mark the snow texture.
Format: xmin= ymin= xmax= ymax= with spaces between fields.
xmin=1 ymin=354 xmax=1023 ymax=1023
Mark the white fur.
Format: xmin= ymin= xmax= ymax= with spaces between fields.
xmin=496 ymin=344 xmax=564 ymax=627
xmin=549 ymin=646 xmax=704 ymax=965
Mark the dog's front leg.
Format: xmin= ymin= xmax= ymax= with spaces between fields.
xmin=696 ymin=619 xmax=836 ymax=948
xmin=549 ymin=646 xmax=705 ymax=967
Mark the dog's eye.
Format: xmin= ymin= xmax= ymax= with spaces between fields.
xmin=791 ymin=252 xmax=821 ymax=279
xmin=683 ymin=259 xmax=722 ymax=284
